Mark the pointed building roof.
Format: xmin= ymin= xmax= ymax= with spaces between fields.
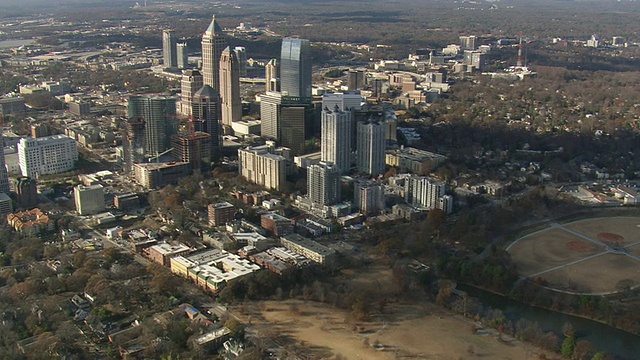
xmin=194 ymin=85 xmax=220 ymax=99
xmin=204 ymin=15 xmax=223 ymax=36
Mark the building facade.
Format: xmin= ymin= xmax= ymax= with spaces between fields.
xmin=219 ymin=46 xmax=242 ymax=128
xmin=238 ymin=145 xmax=286 ymax=191
xmin=201 ymin=15 xmax=228 ymax=92
xmin=0 ymin=136 xmax=9 ymax=194
xmin=356 ymin=115 xmax=386 ymax=176
xmin=265 ymin=58 xmax=280 ymax=92
xmin=177 ymin=42 xmax=188 ymax=69
xmin=280 ymin=38 xmax=312 ymax=98
xmin=208 ymin=202 xmax=235 ymax=227
xmin=74 ymin=184 xmax=105 ymax=215
xmin=127 ymin=95 xmax=177 ymax=156
xmin=321 ymin=106 xmax=352 ymax=174
xmin=13 ymin=176 xmax=38 ymax=209
xmin=180 ymin=70 xmax=203 ymax=116
xmin=18 ymin=135 xmax=78 ymax=178
xmin=308 ymin=161 xmax=341 ymax=207
xmin=260 ymin=91 xmax=282 ymax=140
xmin=163 ymin=29 xmax=177 ymax=68
xmin=354 ymin=179 xmax=384 ymax=216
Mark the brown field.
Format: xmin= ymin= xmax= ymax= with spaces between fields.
xmin=508 ymin=228 xmax=604 ymax=276
xmin=244 ymin=299 xmax=553 ymax=360
xmin=564 ymin=217 xmax=640 ymax=245
xmin=509 ymin=217 xmax=640 ymax=294
xmin=542 ymin=254 xmax=640 ymax=294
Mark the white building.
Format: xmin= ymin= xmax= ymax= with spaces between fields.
xmin=74 ymin=184 xmax=105 ymax=215
xmin=18 ymin=135 xmax=78 ymax=177
xmin=321 ymin=91 xmax=362 ymax=111
xmin=321 ymin=106 xmax=352 ymax=174
xmin=238 ymin=144 xmax=286 ymax=191
xmin=308 ymin=161 xmax=341 ymax=207
xmin=405 ymin=175 xmax=451 ymax=212
xmin=354 ymin=179 xmax=385 ymax=215
xmin=356 ymin=117 xmax=386 ymax=176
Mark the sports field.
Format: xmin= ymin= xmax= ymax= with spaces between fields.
xmin=508 ymin=217 xmax=640 ymax=294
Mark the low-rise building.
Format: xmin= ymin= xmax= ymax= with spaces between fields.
xmin=133 ymin=162 xmax=191 ymax=189
xmin=260 ymin=212 xmax=293 ymax=237
xmin=385 ymin=147 xmax=446 ymax=175
xmin=74 ymin=184 xmax=105 ymax=215
xmin=280 ymin=233 xmax=335 ymax=265
xmin=208 ymin=202 xmax=236 ymax=227
xmin=145 ymin=243 xmax=191 ymax=266
xmin=114 ymin=193 xmax=140 ymax=210
xmin=7 ymin=208 xmax=54 ymax=235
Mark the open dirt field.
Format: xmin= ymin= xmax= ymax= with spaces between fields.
xmin=508 ymin=217 xmax=640 ymax=294
xmin=508 ymin=228 xmax=604 ymax=276
xmin=247 ymin=299 xmax=551 ymax=360
xmin=564 ymin=217 xmax=640 ymax=246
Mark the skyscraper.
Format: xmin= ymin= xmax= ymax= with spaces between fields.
xmin=219 ymin=46 xmax=242 ymax=128
xmin=177 ymin=42 xmax=188 ymax=69
xmin=308 ymin=161 xmax=341 ymax=207
xmin=356 ymin=114 xmax=386 ymax=176
xmin=180 ymin=69 xmax=203 ymax=116
xmin=321 ymin=105 xmax=352 ymax=174
xmin=321 ymin=92 xmax=362 ymax=112
xmin=13 ymin=176 xmax=37 ymax=209
xmin=265 ymin=58 xmax=280 ymax=92
xmin=404 ymin=175 xmax=447 ymax=210
xmin=192 ymin=85 xmax=222 ymax=161
xmin=163 ymin=30 xmax=177 ymax=68
xmin=127 ymin=95 xmax=177 ymax=156
xmin=0 ymin=136 xmax=9 ymax=194
xmin=280 ymin=105 xmax=306 ymax=155
xmin=280 ymin=38 xmax=312 ymax=99
xmin=260 ymin=91 xmax=282 ymax=140
xmin=201 ymin=15 xmax=228 ymax=92
xmin=233 ymin=46 xmax=247 ymax=77
xmin=347 ymin=69 xmax=365 ymax=91
xmin=354 ymin=179 xmax=384 ymax=215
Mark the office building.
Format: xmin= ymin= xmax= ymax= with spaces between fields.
xmin=192 ymin=85 xmax=222 ymax=161
xmin=13 ymin=176 xmax=38 ymax=209
xmin=261 ymin=212 xmax=293 ymax=237
xmin=31 ymin=124 xmax=50 ymax=138
xmin=385 ymin=147 xmax=447 ymax=175
xmin=356 ymin=114 xmax=386 ymax=176
xmin=0 ymin=137 xmax=9 ymax=194
xmin=308 ymin=161 xmax=341 ymax=207
xmin=219 ymin=46 xmax=242 ymax=128
xmin=208 ymin=202 xmax=235 ymax=226
xmin=0 ymin=193 xmax=12 ymax=215
xmin=238 ymin=144 xmax=286 ymax=191
xmin=280 ymin=105 xmax=306 ymax=155
xmin=280 ymin=38 xmax=312 ymax=98
xmin=260 ymin=91 xmax=282 ymax=140
xmin=0 ymin=97 xmax=25 ymax=115
xmin=233 ymin=46 xmax=247 ymax=77
xmin=163 ymin=30 xmax=178 ymax=68
xmin=133 ymin=162 xmax=191 ymax=189
xmin=180 ymin=69 xmax=203 ymax=116
xmin=18 ymin=135 xmax=78 ymax=178
xmin=127 ymin=95 xmax=177 ymax=156
xmin=74 ymin=184 xmax=105 ymax=215
xmin=177 ymin=42 xmax=188 ymax=69
xmin=460 ymin=35 xmax=476 ymax=50
xmin=114 ymin=193 xmax=139 ymax=211
xmin=354 ymin=179 xmax=384 ymax=215
xmin=321 ymin=106 xmax=352 ymax=173
xmin=347 ymin=69 xmax=365 ymax=91
xmin=201 ymin=15 xmax=228 ymax=92
xmin=265 ymin=58 xmax=280 ymax=92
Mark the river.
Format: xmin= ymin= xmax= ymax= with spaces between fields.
xmin=459 ymin=285 xmax=640 ymax=360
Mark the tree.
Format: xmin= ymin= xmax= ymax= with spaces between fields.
xmin=561 ymin=335 xmax=576 ymax=358
xmin=224 ymin=318 xmax=245 ymax=339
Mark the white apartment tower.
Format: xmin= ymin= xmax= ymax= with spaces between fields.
xmin=18 ymin=135 xmax=78 ymax=178
xmin=321 ymin=105 xmax=352 ymax=174
xmin=74 ymin=184 xmax=105 ymax=215
xmin=308 ymin=161 xmax=341 ymax=207
xmin=356 ymin=117 xmax=386 ymax=176
xmin=354 ymin=179 xmax=384 ymax=215
xmin=238 ymin=145 xmax=286 ymax=191
xmin=321 ymin=91 xmax=363 ymax=111
xmin=405 ymin=175 xmax=447 ymax=210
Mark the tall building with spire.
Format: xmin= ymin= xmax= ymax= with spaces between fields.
xmin=201 ymin=15 xmax=228 ymax=92
xmin=265 ymin=58 xmax=280 ymax=92
xmin=192 ymin=85 xmax=222 ymax=162
xmin=280 ymin=38 xmax=312 ymax=99
xmin=163 ymin=30 xmax=177 ymax=68
xmin=219 ymin=46 xmax=242 ymax=128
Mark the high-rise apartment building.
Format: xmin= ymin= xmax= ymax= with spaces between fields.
xmin=354 ymin=179 xmax=384 ymax=215
xmin=347 ymin=69 xmax=365 ymax=91
xmin=127 ymin=95 xmax=177 ymax=156
xmin=308 ymin=161 xmax=341 ymax=207
xmin=280 ymin=38 xmax=312 ymax=99
xmin=177 ymin=42 xmax=188 ymax=69
xmin=192 ymin=85 xmax=222 ymax=161
xmin=180 ymin=69 xmax=203 ymax=116
xmin=321 ymin=106 xmax=352 ymax=174
xmin=74 ymin=184 xmax=105 ymax=215
xmin=238 ymin=144 xmax=286 ymax=191
xmin=321 ymin=92 xmax=362 ymax=112
xmin=163 ymin=30 xmax=177 ymax=68
xmin=405 ymin=175 xmax=447 ymax=210
xmin=265 ymin=58 xmax=280 ymax=92
xmin=0 ymin=136 xmax=9 ymax=194
xmin=18 ymin=135 xmax=78 ymax=178
xmin=460 ymin=35 xmax=476 ymax=51
xmin=356 ymin=113 xmax=386 ymax=176
xmin=201 ymin=15 xmax=228 ymax=92
xmin=13 ymin=176 xmax=37 ymax=209
xmin=219 ymin=46 xmax=242 ymax=128
xmin=233 ymin=46 xmax=247 ymax=77
xmin=260 ymin=91 xmax=282 ymax=140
